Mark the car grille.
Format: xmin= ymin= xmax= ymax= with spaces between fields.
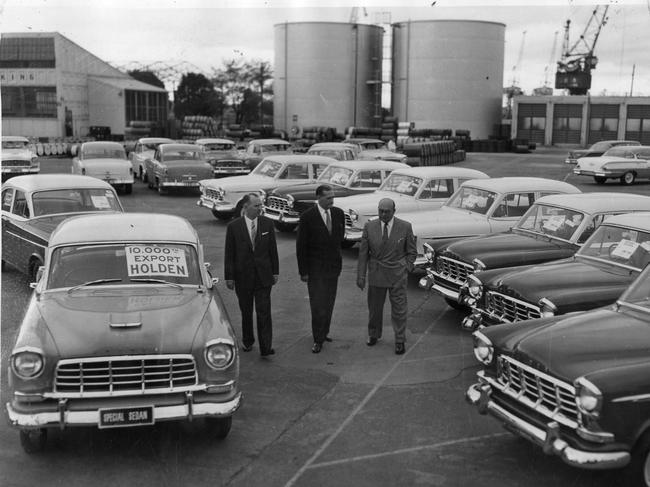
xmin=485 ymin=291 xmax=541 ymax=323
xmin=214 ymin=160 xmax=246 ymax=168
xmin=496 ymin=355 xmax=578 ymax=428
xmin=54 ymin=355 xmax=198 ymax=397
xmin=204 ymin=188 xmax=223 ymax=201
xmin=266 ymin=195 xmax=292 ymax=213
xmin=433 ymin=256 xmax=473 ymax=285
xmin=344 ymin=213 xmax=353 ymax=227
xmin=2 ymin=159 xmax=31 ymax=166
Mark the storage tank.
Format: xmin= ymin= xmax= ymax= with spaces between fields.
xmin=274 ymin=22 xmax=383 ymax=135
xmin=392 ymin=20 xmax=505 ymax=139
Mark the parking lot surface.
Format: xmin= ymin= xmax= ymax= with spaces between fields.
xmin=2 ymin=149 xmax=646 ymax=486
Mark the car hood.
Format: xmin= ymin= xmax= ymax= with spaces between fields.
xmin=38 ymin=288 xmax=212 ymax=357
xmin=2 ymin=148 xmax=33 ymax=160
xmin=493 ymin=308 xmax=650 ymax=382
xmin=408 ymin=207 xmax=491 ymax=240
xmin=339 ymin=190 xmax=419 ymax=216
xmin=201 ymin=174 xmax=274 ymax=190
xmin=443 ymin=231 xmax=576 ymax=268
xmin=576 ymin=156 xmax=630 ymax=170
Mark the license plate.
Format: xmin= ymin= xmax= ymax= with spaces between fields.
xmin=98 ymin=405 xmax=154 ymax=429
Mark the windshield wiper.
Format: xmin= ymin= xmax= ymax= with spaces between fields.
xmin=129 ymin=278 xmax=183 ymax=289
xmin=67 ymin=278 xmax=122 ymax=293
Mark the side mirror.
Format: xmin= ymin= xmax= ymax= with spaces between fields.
xmin=211 ymin=277 xmax=220 ymax=286
xmin=30 ymin=265 xmax=44 ymax=289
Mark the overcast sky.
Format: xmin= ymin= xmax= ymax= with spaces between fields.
xmin=2 ymin=0 xmax=649 ymax=98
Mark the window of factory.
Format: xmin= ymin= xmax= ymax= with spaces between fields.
xmin=125 ymin=90 xmax=167 ymax=129
xmin=587 ymin=104 xmax=619 ymax=144
xmin=552 ymin=104 xmax=582 ymax=144
xmin=0 ymin=37 xmax=55 ymax=68
xmin=625 ymin=105 xmax=650 ymax=144
xmin=516 ymin=103 xmax=545 ymax=145
xmin=1 ymin=86 xmax=57 ymax=118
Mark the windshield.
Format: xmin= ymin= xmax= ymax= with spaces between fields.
xmin=578 ymin=224 xmax=650 ymax=270
xmin=82 ymin=145 xmax=126 ymax=159
xmin=162 ymin=149 xmax=202 ymax=161
xmin=2 ymin=140 xmax=29 ymax=149
xmin=619 ymin=265 xmax=650 ymax=311
xmin=203 ymin=143 xmax=234 ymax=151
xmin=318 ymin=166 xmax=354 ymax=186
xmin=589 ymin=141 xmax=613 ymax=152
xmin=379 ymin=174 xmax=423 ymax=196
xmin=445 ymin=186 xmax=498 ymax=215
xmin=516 ymin=204 xmax=586 ymax=241
xmin=261 ymin=144 xmax=292 ymax=153
xmin=143 ymin=142 xmax=168 ymax=151
xmin=47 ymin=243 xmax=201 ymax=290
xmin=32 ymin=189 xmax=122 ymax=216
xmin=251 ymin=159 xmax=283 ymax=177
xmin=603 ymin=147 xmax=637 ymax=158
xmin=309 ymin=149 xmax=345 ymax=160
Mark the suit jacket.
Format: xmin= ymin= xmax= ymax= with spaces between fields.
xmin=224 ymin=215 xmax=279 ymax=289
xmin=357 ymin=217 xmax=417 ymax=287
xmin=296 ymin=205 xmax=345 ymax=278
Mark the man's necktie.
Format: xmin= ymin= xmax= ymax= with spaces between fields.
xmin=382 ymin=222 xmax=388 ymax=242
xmin=251 ymin=219 xmax=257 ymax=249
xmin=325 ymin=210 xmax=332 ymax=234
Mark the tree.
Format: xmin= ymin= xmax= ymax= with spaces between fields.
xmin=128 ymin=70 xmax=165 ymax=89
xmin=173 ymin=73 xmax=223 ymax=119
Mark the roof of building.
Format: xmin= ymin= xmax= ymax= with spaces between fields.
xmin=88 ymin=75 xmax=167 ymax=93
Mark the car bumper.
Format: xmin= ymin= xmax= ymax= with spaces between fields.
xmin=2 ymin=167 xmax=40 ymax=174
xmin=7 ymin=390 xmax=242 ymax=429
xmin=197 ymin=196 xmax=236 ymax=213
xmin=263 ymin=210 xmax=300 ymax=225
xmin=564 ymin=158 xmax=577 ymax=164
xmin=573 ymin=169 xmax=618 ymax=178
xmin=160 ymin=180 xmax=200 ymax=187
xmin=466 ymin=380 xmax=630 ymax=470
xmin=212 ymin=168 xmax=250 ymax=176
xmin=344 ymin=227 xmax=363 ymax=242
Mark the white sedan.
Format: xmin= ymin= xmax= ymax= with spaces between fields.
xmin=128 ymin=137 xmax=174 ymax=181
xmin=573 ymin=145 xmax=650 ymax=185
xmin=72 ymin=141 xmax=134 ymax=194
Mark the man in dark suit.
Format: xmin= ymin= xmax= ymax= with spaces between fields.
xmin=224 ymin=193 xmax=279 ymax=357
xmin=296 ymin=184 xmax=345 ymax=353
xmin=356 ymin=198 xmax=417 ymax=355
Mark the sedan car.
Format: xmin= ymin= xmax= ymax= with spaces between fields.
xmin=1 ymin=174 xmax=123 ymax=281
xmin=145 ymin=143 xmax=214 ymax=195
xmin=564 ymin=139 xmax=640 ymax=164
xmin=72 ymin=141 xmax=134 ymax=194
xmin=128 ymin=137 xmax=174 ymax=181
xmin=195 ymin=138 xmax=249 ymax=177
xmin=461 ymin=212 xmax=650 ymax=331
xmin=420 ymin=192 xmax=650 ymax=308
xmin=6 ymin=213 xmax=241 ymax=452
xmin=405 ymin=177 xmax=581 ymax=267
xmin=346 ymin=137 xmax=408 ymax=164
xmin=307 ymin=142 xmax=358 ymax=161
xmin=241 ymin=138 xmax=293 ymax=169
xmin=263 ymin=159 xmax=408 ymax=232
xmin=1 ymin=136 xmax=39 ymax=181
xmin=341 ymin=166 xmax=489 ymax=245
xmin=197 ymin=154 xmax=335 ymax=220
xmin=573 ymin=145 xmax=650 ymax=185
xmin=467 ymin=263 xmax=650 ymax=485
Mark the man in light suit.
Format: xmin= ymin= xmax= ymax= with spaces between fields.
xmin=356 ymin=198 xmax=417 ymax=355
xmin=224 ymin=193 xmax=279 ymax=357
xmin=296 ymin=184 xmax=345 ymax=354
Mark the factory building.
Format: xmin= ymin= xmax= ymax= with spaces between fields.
xmin=513 ymin=95 xmax=650 ymax=146
xmin=0 ymin=32 xmax=167 ymax=139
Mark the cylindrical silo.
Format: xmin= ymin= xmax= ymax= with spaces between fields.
xmin=392 ymin=20 xmax=505 ymax=139
xmin=274 ymin=22 xmax=384 ymax=135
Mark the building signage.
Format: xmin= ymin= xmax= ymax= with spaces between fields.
xmin=0 ymin=70 xmax=56 ymax=86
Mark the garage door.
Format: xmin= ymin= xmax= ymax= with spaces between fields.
xmin=588 ymin=104 xmax=619 ymax=144
xmin=516 ymin=104 xmax=546 ymax=145
xmin=552 ymin=104 xmax=582 ymax=144
xmin=625 ymin=105 xmax=650 ymax=144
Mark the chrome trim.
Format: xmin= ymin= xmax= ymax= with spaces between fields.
xmin=431 ymin=283 xmax=460 ymax=300
xmin=5 ymin=230 xmax=48 ymax=249
xmin=204 ymin=338 xmax=236 ymax=370
xmin=485 ymin=290 xmax=541 ymax=323
xmin=612 ymin=393 xmax=650 ymax=403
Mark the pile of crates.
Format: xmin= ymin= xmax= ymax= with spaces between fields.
xmin=402 ymin=140 xmax=465 ymax=167
xmin=181 ymin=116 xmax=220 ymax=140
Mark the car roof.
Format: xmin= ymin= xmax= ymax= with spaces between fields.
xmin=2 ymin=174 xmax=116 ymax=192
xmin=346 ymin=138 xmax=384 ymax=144
xmin=534 ymin=193 xmax=650 ymax=213
xmin=159 ymin=143 xmax=201 ymax=151
xmin=602 ymin=212 xmax=650 ymax=230
xmin=605 ymin=145 xmax=650 ymax=152
xmin=592 ymin=140 xmax=640 ymax=146
xmin=323 ymin=160 xmax=408 ymax=171
xmin=390 ymin=166 xmax=489 ymax=179
xmin=262 ymin=154 xmax=338 ymax=164
xmin=2 ymin=135 xmax=30 ymax=142
xmin=249 ymin=138 xmax=291 ymax=145
xmin=81 ymin=141 xmax=124 ymax=148
xmin=195 ymin=138 xmax=235 ymax=144
xmin=460 ymin=177 xmax=579 ymax=193
xmin=137 ymin=137 xmax=174 ymax=144
xmin=49 ymin=213 xmax=198 ymax=247
xmin=309 ymin=142 xmax=357 ymax=149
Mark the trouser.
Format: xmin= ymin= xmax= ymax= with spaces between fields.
xmin=235 ymin=284 xmax=273 ymax=353
xmin=367 ymin=282 xmax=408 ymax=344
xmin=307 ymin=276 xmax=338 ymax=344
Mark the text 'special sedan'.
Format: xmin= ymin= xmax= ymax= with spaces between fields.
xmin=420 ymin=192 xmax=650 ymax=309
xmin=460 ymin=212 xmax=650 ymax=330
xmin=1 ymin=174 xmax=123 ymax=281
xmin=467 ymin=263 xmax=650 ymax=486
xmin=1 ymin=135 xmax=39 ymax=181
xmin=6 ymin=213 xmax=241 ymax=453
xmin=72 ymin=141 xmax=134 ymax=194
xmin=145 ymin=143 xmax=214 ymax=195
xmin=573 ymin=145 xmax=650 ymax=185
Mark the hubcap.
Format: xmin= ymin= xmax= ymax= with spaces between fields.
xmin=625 ymin=173 xmax=634 ymax=183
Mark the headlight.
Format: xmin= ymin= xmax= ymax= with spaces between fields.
xmin=286 ymin=194 xmax=295 ymax=208
xmin=423 ymin=243 xmax=435 ymax=263
xmin=472 ymin=258 xmax=486 ymax=273
xmin=467 ymin=274 xmax=483 ymax=299
xmin=11 ymin=348 xmax=44 ymax=379
xmin=472 ymin=331 xmax=494 ymax=365
xmin=204 ymin=340 xmax=235 ymax=370
xmin=349 ymin=209 xmax=358 ymax=222
xmin=538 ymin=297 xmax=557 ymax=318
xmin=574 ymin=377 xmax=602 ymax=417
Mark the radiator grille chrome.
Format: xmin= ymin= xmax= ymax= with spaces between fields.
xmin=265 ymin=196 xmax=292 ymax=213
xmin=485 ymin=291 xmax=541 ymax=323
xmin=497 ymin=355 xmax=578 ymax=428
xmin=433 ymin=256 xmax=473 ymax=286
xmin=3 ymin=159 xmax=31 ymax=167
xmin=54 ymin=355 xmax=198 ymax=397
xmin=344 ymin=213 xmax=353 ymax=227
xmin=204 ymin=188 xmax=223 ymax=201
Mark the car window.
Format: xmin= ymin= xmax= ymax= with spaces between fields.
xmin=11 ymin=191 xmax=30 ymax=218
xmin=446 ymin=187 xmax=497 ymax=215
xmin=2 ymin=140 xmax=28 ymax=149
xmin=380 ymin=174 xmax=423 ymax=196
xmin=517 ymin=204 xmax=585 ymax=241
xmin=2 ymin=188 xmax=14 ymax=212
xmin=309 ymin=149 xmax=343 ymax=160
xmin=350 ymin=170 xmax=383 ymax=188
xmin=313 ymin=164 xmax=329 ymax=178
xmin=32 ymin=189 xmax=122 ymax=216
xmin=203 ymin=143 xmax=233 ymax=151
xmin=417 ymin=179 xmax=453 ymax=200
xmin=262 ymin=144 xmax=291 ymax=153
xmin=162 ymin=150 xmax=201 ymax=161
xmin=636 ymin=149 xmax=650 ymax=159
xmin=578 ymin=224 xmax=650 ymax=269
xmin=82 ymin=146 xmax=126 ymax=160
xmin=278 ymin=163 xmax=308 ymax=180
xmin=251 ymin=159 xmax=283 ymax=177
xmin=492 ymin=192 xmax=535 ymax=218
xmin=319 ymin=166 xmax=354 ymax=186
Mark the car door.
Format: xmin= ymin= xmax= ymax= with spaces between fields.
xmin=487 ymin=192 xmax=536 ymax=232
xmin=635 ymin=149 xmax=650 ymax=179
xmin=1 ymin=187 xmax=18 ymax=269
xmin=1 ymin=189 xmax=34 ymax=273
xmin=415 ymin=178 xmax=454 ymax=211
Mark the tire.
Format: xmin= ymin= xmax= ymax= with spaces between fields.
xmin=20 ymin=429 xmax=47 ymax=453
xmin=123 ymin=184 xmax=132 ymax=194
xmin=621 ymin=171 xmax=636 ymax=185
xmin=274 ymin=221 xmax=296 ymax=233
xmin=445 ymin=297 xmax=469 ymax=311
xmin=594 ymin=176 xmax=607 ymax=185
xmin=205 ymin=416 xmax=232 ymax=439
xmin=625 ymin=431 xmax=650 ymax=487
xmin=341 ymin=240 xmax=356 ymax=249
xmin=212 ymin=209 xmax=233 ymax=221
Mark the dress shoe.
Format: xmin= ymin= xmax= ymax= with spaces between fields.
xmin=395 ymin=343 xmax=405 ymax=355
xmin=242 ymin=344 xmax=253 ymax=352
xmin=311 ymin=343 xmax=322 ymax=353
xmin=366 ymin=337 xmax=378 ymax=346
xmin=324 ymin=336 xmax=333 ymax=342
xmin=260 ymin=348 xmax=275 ymax=357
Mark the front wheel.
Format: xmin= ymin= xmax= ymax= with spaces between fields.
xmin=621 ymin=171 xmax=636 ymax=185
xmin=20 ymin=429 xmax=47 ymax=453
xmin=205 ymin=416 xmax=232 ymax=439
xmin=274 ymin=222 xmax=297 ymax=233
xmin=594 ymin=176 xmax=607 ymax=185
xmin=625 ymin=431 xmax=650 ymax=487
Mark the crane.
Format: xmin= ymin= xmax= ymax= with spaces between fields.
xmin=504 ymin=30 xmax=526 ymax=118
xmin=555 ymin=6 xmax=609 ymax=95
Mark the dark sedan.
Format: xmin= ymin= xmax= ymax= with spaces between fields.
xmin=145 ymin=143 xmax=214 ymax=195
